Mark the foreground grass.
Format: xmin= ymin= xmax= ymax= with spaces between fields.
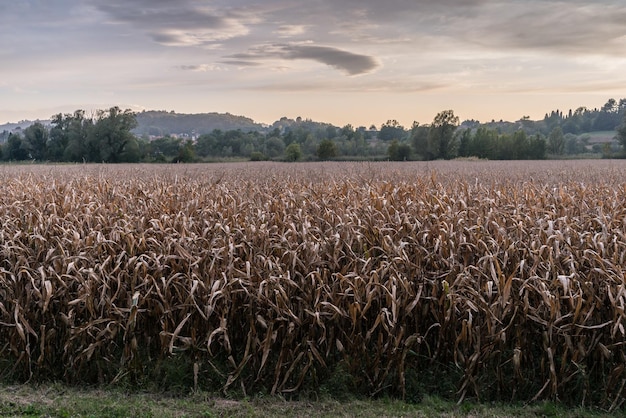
xmin=0 ymin=384 xmax=617 ymax=418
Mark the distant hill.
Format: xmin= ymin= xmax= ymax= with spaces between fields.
xmin=0 ymin=119 xmax=50 ymax=133
xmin=0 ymin=111 xmax=332 ymax=139
xmin=133 ymin=111 xmax=266 ymax=137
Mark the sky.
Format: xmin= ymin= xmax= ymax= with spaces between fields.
xmin=2 ymin=0 xmax=626 ymax=128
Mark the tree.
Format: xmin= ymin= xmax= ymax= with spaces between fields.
xmin=250 ymin=151 xmax=266 ymax=161
xmin=340 ymin=124 xmax=355 ymax=140
xmin=617 ymin=112 xmax=626 ymax=150
xmin=378 ymin=120 xmax=406 ymax=141
xmin=547 ymin=127 xmax=565 ymax=155
xmin=150 ymin=136 xmax=182 ymax=160
xmin=387 ymin=140 xmax=411 ymax=161
xmin=284 ymin=143 xmax=302 ymax=161
xmin=91 ymin=107 xmax=137 ymax=163
xmin=3 ymin=133 xmax=29 ymax=161
xmin=49 ymin=110 xmax=93 ymax=162
xmin=510 ymin=130 xmax=530 ymax=159
xmin=265 ymin=136 xmax=285 ymax=159
xmin=317 ymin=139 xmax=337 ymax=160
xmin=564 ymin=134 xmax=584 ymax=155
xmin=23 ymin=122 xmax=49 ymax=160
xmin=173 ymin=140 xmax=196 ymax=163
xmin=470 ymin=127 xmax=498 ymax=159
xmin=410 ymin=122 xmax=431 ymax=159
xmin=325 ymin=126 xmax=337 ymax=139
xmin=428 ymin=110 xmax=459 ymax=159
xmin=528 ymin=134 xmax=547 ymax=159
xmin=602 ymin=98 xmax=618 ymax=113
xmin=457 ymin=129 xmax=472 ymax=158
xmin=119 ymin=137 xmax=144 ymax=162
xmin=195 ymin=132 xmax=217 ymax=157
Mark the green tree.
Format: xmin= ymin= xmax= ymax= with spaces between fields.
xmin=265 ymin=136 xmax=286 ymax=159
xmin=340 ymin=124 xmax=355 ymax=140
xmin=378 ymin=120 xmax=406 ymax=141
xmin=564 ymin=134 xmax=584 ymax=155
xmin=149 ymin=136 xmax=182 ymax=159
xmin=528 ymin=134 xmax=547 ymax=159
xmin=387 ymin=140 xmax=411 ymax=161
xmin=510 ymin=130 xmax=530 ymax=159
xmin=284 ymin=143 xmax=302 ymax=161
xmin=23 ymin=122 xmax=49 ymax=160
xmin=410 ymin=122 xmax=431 ymax=160
xmin=617 ymin=112 xmax=626 ymax=151
xmin=173 ymin=140 xmax=196 ymax=163
xmin=428 ymin=110 xmax=459 ymax=159
xmin=195 ymin=132 xmax=218 ymax=157
xmin=3 ymin=132 xmax=29 ymax=160
xmin=301 ymin=133 xmax=318 ymax=156
xmin=457 ymin=129 xmax=472 ymax=158
xmin=324 ymin=126 xmax=337 ymax=139
xmin=49 ymin=110 xmax=93 ymax=162
xmin=119 ymin=137 xmax=144 ymax=162
xmin=249 ymin=151 xmax=266 ymax=161
xmin=317 ymin=139 xmax=337 ymax=160
xmin=92 ymin=107 xmax=137 ymax=162
xmin=470 ymin=127 xmax=498 ymax=159
xmin=548 ymin=127 xmax=565 ymax=155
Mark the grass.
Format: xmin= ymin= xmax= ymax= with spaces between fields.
xmin=0 ymin=384 xmax=618 ymax=417
xmin=581 ymin=131 xmax=617 ymax=143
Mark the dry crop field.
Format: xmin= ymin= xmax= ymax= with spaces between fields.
xmin=1 ymin=160 xmax=626 ymax=408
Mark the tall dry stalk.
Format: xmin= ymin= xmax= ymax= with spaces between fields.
xmin=0 ymin=161 xmax=626 ymax=408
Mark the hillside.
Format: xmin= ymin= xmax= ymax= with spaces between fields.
xmin=133 ymin=110 xmax=265 ymax=136
xmin=0 ymin=119 xmax=51 ymax=132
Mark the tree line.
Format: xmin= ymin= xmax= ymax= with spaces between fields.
xmin=1 ymin=102 xmax=626 ymax=163
xmin=0 ymin=107 xmax=139 ymax=163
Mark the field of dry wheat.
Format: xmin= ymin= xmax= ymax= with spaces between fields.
xmin=1 ymin=160 xmax=626 ymax=408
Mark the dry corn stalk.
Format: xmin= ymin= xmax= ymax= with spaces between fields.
xmin=0 ymin=161 xmax=625 ymax=408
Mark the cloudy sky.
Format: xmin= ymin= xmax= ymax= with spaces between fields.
xmin=2 ymin=0 xmax=626 ymax=127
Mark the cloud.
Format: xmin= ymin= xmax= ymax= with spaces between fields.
xmin=226 ymin=43 xmax=380 ymax=75
xmin=219 ymin=60 xmax=263 ymax=67
xmin=92 ymin=0 xmax=255 ymax=45
xmin=283 ymin=45 xmax=380 ymax=75
xmin=248 ymin=79 xmax=446 ymax=94
xmin=288 ymin=0 xmax=626 ymax=58
xmin=5 ymin=0 xmax=626 ymax=126
xmin=471 ymin=2 xmax=626 ymax=56
xmin=89 ymin=0 xmax=626 ymax=68
xmin=178 ymin=64 xmax=222 ymax=72
xmin=274 ymin=25 xmax=308 ymax=38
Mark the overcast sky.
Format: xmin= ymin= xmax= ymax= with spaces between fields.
xmin=2 ymin=0 xmax=626 ymax=127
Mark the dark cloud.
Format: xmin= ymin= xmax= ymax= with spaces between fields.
xmin=99 ymin=5 xmax=224 ymax=27
xmin=282 ymin=45 xmax=379 ymax=75
xmin=92 ymin=0 xmax=253 ymax=45
xmin=219 ymin=60 xmax=262 ymax=67
xmin=226 ymin=44 xmax=379 ymax=75
xmin=89 ymin=0 xmax=626 ymax=61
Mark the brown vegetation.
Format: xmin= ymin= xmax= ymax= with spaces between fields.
xmin=1 ymin=161 xmax=626 ymax=409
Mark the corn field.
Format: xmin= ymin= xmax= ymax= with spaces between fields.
xmin=2 ymin=161 xmax=626 ymax=408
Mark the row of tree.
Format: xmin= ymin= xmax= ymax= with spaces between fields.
xmin=542 ymin=98 xmax=626 ymax=135
xmin=2 ymin=105 xmax=626 ymax=163
xmin=1 ymin=107 xmax=139 ymax=163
